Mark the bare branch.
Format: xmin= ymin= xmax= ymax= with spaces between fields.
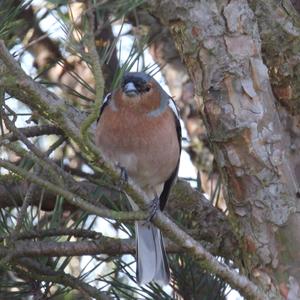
xmin=13 ymin=228 xmax=105 ymax=240
xmin=0 ymin=237 xmax=179 ymax=258
xmin=14 ymin=258 xmax=112 ymax=300
xmin=1 ymin=238 xmax=135 ymax=258
xmin=0 ymin=125 xmax=64 ymax=143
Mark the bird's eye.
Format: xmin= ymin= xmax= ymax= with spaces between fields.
xmin=145 ymin=85 xmax=151 ymax=92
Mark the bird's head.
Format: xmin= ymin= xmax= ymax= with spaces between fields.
xmin=122 ymin=72 xmax=152 ymax=97
xmin=113 ymin=72 xmax=164 ymax=113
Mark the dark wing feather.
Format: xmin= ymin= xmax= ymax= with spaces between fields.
xmin=159 ymin=99 xmax=181 ymax=211
xmin=97 ymin=93 xmax=111 ymax=122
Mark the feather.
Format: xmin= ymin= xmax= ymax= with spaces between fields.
xmin=136 ymin=221 xmax=170 ymax=285
xmin=97 ymin=92 xmax=111 ymax=122
xmin=159 ymin=98 xmax=181 ymax=210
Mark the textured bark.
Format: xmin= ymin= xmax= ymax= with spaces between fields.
xmin=291 ymin=0 xmax=300 ymax=13
xmin=249 ymin=0 xmax=300 ymax=114
xmin=149 ymin=0 xmax=299 ymax=298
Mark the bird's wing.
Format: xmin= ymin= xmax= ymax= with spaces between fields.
xmin=97 ymin=93 xmax=111 ymax=122
xmin=159 ymin=98 xmax=181 ymax=211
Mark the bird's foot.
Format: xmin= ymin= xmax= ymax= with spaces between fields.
xmin=146 ymin=193 xmax=160 ymax=222
xmin=115 ymin=162 xmax=128 ymax=189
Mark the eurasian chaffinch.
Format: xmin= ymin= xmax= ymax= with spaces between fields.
xmin=95 ymin=72 xmax=181 ymax=285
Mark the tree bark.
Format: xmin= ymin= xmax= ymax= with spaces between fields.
xmin=149 ymin=0 xmax=299 ymax=298
xmin=249 ymin=0 xmax=300 ymax=114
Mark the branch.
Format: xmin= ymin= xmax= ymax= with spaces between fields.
xmin=14 ymin=258 xmax=112 ymax=300
xmin=0 ymin=177 xmax=116 ymax=211
xmin=0 ymin=159 xmax=146 ymax=221
xmin=0 ymin=39 xmax=99 ymax=165
xmin=0 ymin=174 xmax=237 ymax=258
xmin=13 ymin=228 xmax=106 ymax=240
xmin=153 ymin=209 xmax=266 ymax=300
xmin=1 ymin=238 xmax=133 ymax=258
xmin=0 ymin=125 xmax=64 ymax=143
xmin=0 ymin=237 xmax=181 ymax=258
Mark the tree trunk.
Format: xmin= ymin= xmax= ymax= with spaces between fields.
xmin=149 ymin=0 xmax=299 ymax=298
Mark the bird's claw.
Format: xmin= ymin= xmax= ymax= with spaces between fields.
xmin=145 ymin=194 xmax=160 ymax=223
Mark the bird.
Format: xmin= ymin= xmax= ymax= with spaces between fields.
xmin=95 ymin=72 xmax=181 ymax=285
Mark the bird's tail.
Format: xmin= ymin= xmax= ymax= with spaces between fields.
xmin=136 ymin=221 xmax=170 ymax=285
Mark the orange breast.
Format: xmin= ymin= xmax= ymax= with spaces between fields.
xmin=95 ymin=105 xmax=180 ymax=189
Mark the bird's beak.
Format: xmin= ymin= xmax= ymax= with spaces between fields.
xmin=123 ymin=82 xmax=138 ymax=97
